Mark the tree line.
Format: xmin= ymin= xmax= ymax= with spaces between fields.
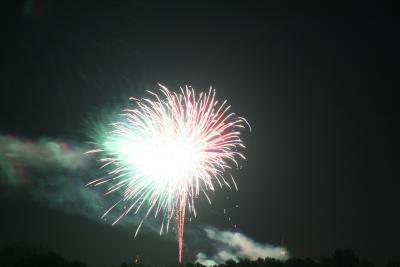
xmin=1 ymin=244 xmax=399 ymax=267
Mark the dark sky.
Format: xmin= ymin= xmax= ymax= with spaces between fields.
xmin=0 ymin=1 xmax=399 ymax=266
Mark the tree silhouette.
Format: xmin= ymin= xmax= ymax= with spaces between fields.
xmin=0 ymin=243 xmax=86 ymax=267
xmin=2 ymin=243 xmax=397 ymax=267
xmin=387 ymin=260 xmax=400 ymax=267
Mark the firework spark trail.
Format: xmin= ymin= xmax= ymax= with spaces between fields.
xmin=88 ymin=84 xmax=249 ymax=263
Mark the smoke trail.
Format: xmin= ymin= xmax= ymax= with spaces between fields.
xmin=195 ymin=227 xmax=289 ymax=266
xmin=0 ymin=134 xmax=290 ymax=263
xmin=0 ymin=134 xmax=159 ymax=234
xmin=0 ymin=135 xmax=89 ymax=187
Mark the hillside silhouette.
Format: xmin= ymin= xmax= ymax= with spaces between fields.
xmin=1 ymin=244 xmax=399 ymax=267
xmin=0 ymin=244 xmax=86 ymax=267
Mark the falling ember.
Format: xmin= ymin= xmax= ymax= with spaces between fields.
xmin=87 ymin=84 xmax=249 ymax=263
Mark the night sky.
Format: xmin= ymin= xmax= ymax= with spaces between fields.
xmin=0 ymin=1 xmax=399 ymax=267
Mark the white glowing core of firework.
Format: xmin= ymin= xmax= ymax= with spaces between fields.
xmin=115 ymin=137 xmax=201 ymax=186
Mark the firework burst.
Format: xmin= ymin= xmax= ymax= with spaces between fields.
xmin=88 ymin=84 xmax=249 ymax=263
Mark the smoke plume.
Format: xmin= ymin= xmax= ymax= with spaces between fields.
xmin=0 ymin=134 xmax=291 ymax=261
xmin=196 ymin=227 xmax=289 ymax=266
xmin=0 ymin=134 xmax=158 ymax=233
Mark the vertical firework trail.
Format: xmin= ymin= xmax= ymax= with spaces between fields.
xmin=88 ymin=84 xmax=249 ymax=263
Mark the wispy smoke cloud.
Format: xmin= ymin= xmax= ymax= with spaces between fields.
xmin=196 ymin=228 xmax=289 ymax=266
xmin=0 ymin=134 xmax=102 ymax=215
xmin=0 ymin=134 xmax=291 ymax=258
xmin=0 ymin=134 xmax=159 ymax=234
xmin=0 ymin=135 xmax=89 ymax=187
